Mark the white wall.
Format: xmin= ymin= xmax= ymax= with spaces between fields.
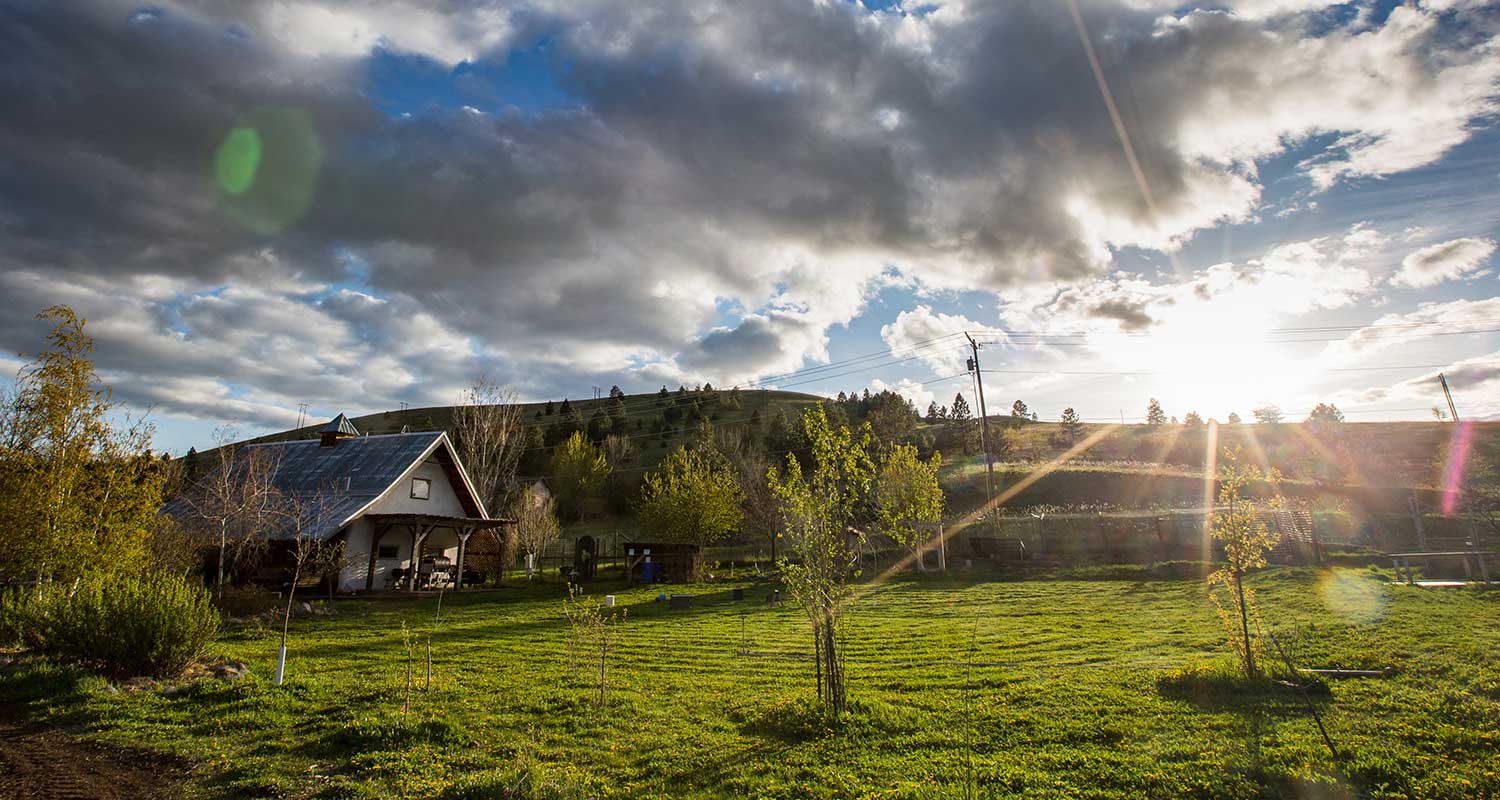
xmin=369 ymin=459 xmax=468 ymax=517
xmin=337 ymin=457 xmax=469 ymax=591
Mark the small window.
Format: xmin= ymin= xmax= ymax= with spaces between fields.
xmin=377 ymin=545 xmax=399 ymax=559
xmin=410 ymin=477 xmax=431 ymax=500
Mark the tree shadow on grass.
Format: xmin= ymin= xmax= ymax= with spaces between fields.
xmin=1155 ymin=663 xmax=1330 ymax=714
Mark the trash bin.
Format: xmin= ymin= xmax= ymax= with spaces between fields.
xmin=640 ymin=562 xmax=660 ymax=583
xmin=669 ymin=594 xmax=692 ymax=610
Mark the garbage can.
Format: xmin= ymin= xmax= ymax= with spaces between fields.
xmin=640 ymin=561 xmax=660 ymax=583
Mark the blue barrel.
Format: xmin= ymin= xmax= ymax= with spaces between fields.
xmin=640 ymin=561 xmax=660 ymax=583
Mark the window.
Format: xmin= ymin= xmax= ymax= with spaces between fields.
xmin=410 ymin=477 xmax=431 ymax=500
xmin=377 ymin=545 xmax=399 ymax=559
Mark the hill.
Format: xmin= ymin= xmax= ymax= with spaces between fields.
xmin=208 ymin=387 xmax=1497 ymax=534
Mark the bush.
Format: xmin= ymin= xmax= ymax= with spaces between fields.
xmin=1 ymin=571 xmax=219 ymax=679
xmin=213 ymin=584 xmax=281 ymax=618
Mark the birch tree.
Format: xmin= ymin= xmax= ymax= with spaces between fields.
xmin=179 ymin=427 xmax=282 ymax=595
xmin=0 ymin=306 xmax=162 ymax=583
xmin=452 ymin=376 xmax=525 ymax=515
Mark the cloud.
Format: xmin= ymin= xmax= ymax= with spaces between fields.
xmin=0 ymin=1 xmax=1497 ymax=430
xmin=869 ymin=377 xmax=937 ymax=413
xmin=1391 ymin=237 xmax=1498 ymax=288
xmin=879 ymin=306 xmax=985 ymax=375
xmin=1321 ymin=296 xmax=1500 ymax=364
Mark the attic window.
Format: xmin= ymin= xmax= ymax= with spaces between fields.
xmin=410 ymin=477 xmax=431 ymax=500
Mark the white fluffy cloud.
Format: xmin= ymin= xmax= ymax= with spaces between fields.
xmin=1391 ymin=237 xmax=1497 ymax=288
xmin=879 ymin=306 xmax=986 ymax=375
xmin=869 ymin=377 xmax=937 ymax=413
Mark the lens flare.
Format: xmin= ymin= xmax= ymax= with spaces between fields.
xmin=214 ymin=127 xmax=262 ymax=196
xmin=212 ymin=107 xmax=323 ymax=234
xmin=1440 ymin=421 xmax=1474 ymax=516
xmin=1317 ymin=570 xmax=1387 ymax=625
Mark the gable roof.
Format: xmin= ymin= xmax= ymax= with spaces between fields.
xmin=166 ymin=431 xmax=494 ymax=541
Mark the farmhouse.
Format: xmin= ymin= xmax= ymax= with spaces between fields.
xmin=181 ymin=415 xmax=509 ymax=592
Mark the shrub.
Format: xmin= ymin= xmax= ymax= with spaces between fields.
xmin=1 ymin=571 xmax=219 ymax=679
xmin=213 ymin=584 xmax=281 ymax=618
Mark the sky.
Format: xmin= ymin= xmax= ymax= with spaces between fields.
xmin=0 ymin=0 xmax=1498 ymax=454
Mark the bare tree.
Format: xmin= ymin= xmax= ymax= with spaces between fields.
xmin=452 ymin=376 xmax=526 ymax=515
xmin=178 ymin=426 xmax=282 ymax=595
xmin=512 ymin=483 xmax=562 ymax=580
xmin=453 ymin=377 xmax=526 ymax=584
xmin=274 ymin=481 xmax=345 ymax=685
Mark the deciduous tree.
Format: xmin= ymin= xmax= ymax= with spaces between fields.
xmin=1252 ymin=404 xmax=1284 ymax=425
xmin=178 ymin=427 xmax=283 ymax=594
xmin=636 ymin=445 xmax=742 ymax=548
xmin=0 ymin=306 xmax=163 ymax=583
xmin=549 ymin=431 xmax=610 ymax=520
xmin=767 ymin=405 xmax=875 ymax=716
xmin=452 ymin=376 xmax=525 ymax=517
xmin=511 ymin=483 xmax=561 ymax=579
xmin=1208 ymin=449 xmax=1281 ymax=678
xmin=875 ymin=444 xmax=944 ymax=571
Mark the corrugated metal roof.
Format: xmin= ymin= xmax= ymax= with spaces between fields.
xmin=165 ymin=431 xmax=454 ymax=541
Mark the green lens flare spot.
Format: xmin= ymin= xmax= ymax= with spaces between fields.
xmin=215 ymin=127 xmax=262 ymax=196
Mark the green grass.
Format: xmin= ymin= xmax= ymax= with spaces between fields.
xmin=5 ymin=567 xmax=1498 ymax=799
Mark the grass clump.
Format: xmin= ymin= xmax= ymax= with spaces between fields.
xmin=1 ymin=571 xmax=218 ymax=679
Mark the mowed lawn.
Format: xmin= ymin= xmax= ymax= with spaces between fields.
xmin=4 ymin=567 xmax=1498 ymax=799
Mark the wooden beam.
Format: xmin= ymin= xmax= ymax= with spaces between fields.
xmin=408 ymin=524 xmax=434 ymax=592
xmin=455 ymin=527 xmax=473 ymax=591
xmin=365 ymin=522 xmax=392 ymax=592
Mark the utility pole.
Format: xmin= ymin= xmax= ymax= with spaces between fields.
xmin=964 ymin=332 xmax=997 ymax=515
xmin=296 ymin=403 xmax=308 ymax=429
xmin=1438 ymin=373 xmax=1459 ymax=422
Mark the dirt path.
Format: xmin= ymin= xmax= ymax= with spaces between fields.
xmin=0 ymin=716 xmax=188 ymax=800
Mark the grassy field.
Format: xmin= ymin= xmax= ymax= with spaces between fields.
xmin=3 ymin=567 xmax=1498 ymax=799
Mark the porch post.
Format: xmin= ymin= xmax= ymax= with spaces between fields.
xmin=408 ymin=524 xmax=432 ymax=592
xmin=455 ymin=527 xmax=473 ymax=591
xmin=365 ymin=523 xmax=390 ymax=592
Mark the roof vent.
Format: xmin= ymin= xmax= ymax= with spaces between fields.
xmin=319 ymin=413 xmax=360 ymax=447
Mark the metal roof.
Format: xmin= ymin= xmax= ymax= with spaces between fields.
xmin=165 ymin=431 xmax=490 ymax=541
xmin=319 ymin=413 xmax=361 ymax=436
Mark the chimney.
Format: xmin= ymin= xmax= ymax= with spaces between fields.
xmin=318 ymin=413 xmax=360 ymax=447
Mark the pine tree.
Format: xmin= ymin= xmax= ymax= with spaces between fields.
xmin=1227 ymin=412 xmax=1242 ymax=425
xmin=925 ymin=401 xmax=941 ymax=423
xmin=1184 ymin=411 xmax=1204 ymax=428
xmin=1059 ymin=407 xmax=1083 ymax=444
xmin=609 ymin=385 xmax=625 ymax=400
xmin=950 ymin=393 xmax=972 ymax=422
xmin=1011 ymin=399 xmax=1029 ymax=419
xmin=1145 ymin=398 xmax=1167 ymax=426
xmin=544 ymin=400 xmax=555 ymax=416
xmin=836 ymin=391 xmax=848 ymax=403
xmin=559 ymin=398 xmax=572 ymax=415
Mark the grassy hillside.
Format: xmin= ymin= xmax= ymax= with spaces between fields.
xmin=215 ymin=393 xmax=1496 ymax=536
xmin=3 ymin=567 xmax=1496 ymax=798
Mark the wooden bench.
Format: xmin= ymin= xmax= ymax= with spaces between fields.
xmin=1387 ymin=551 xmax=1495 ymax=584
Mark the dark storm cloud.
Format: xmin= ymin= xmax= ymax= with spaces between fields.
xmin=0 ymin=0 xmax=1495 ymax=426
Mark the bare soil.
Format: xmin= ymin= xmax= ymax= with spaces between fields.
xmin=0 ymin=715 xmax=188 ymax=800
